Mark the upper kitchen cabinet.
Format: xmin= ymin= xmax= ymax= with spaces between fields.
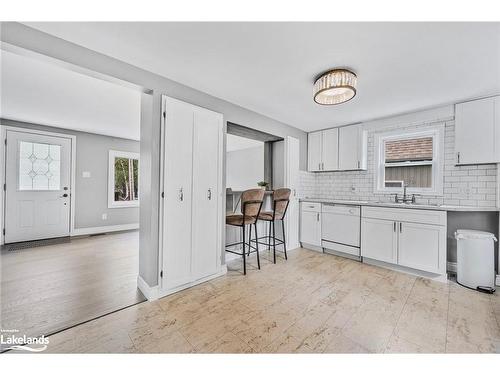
xmin=307 ymin=124 xmax=366 ymax=172
xmin=338 ymin=124 xmax=367 ymax=170
xmin=322 ymin=128 xmax=339 ymax=170
xmin=455 ymin=95 xmax=500 ymax=165
xmin=307 ymin=131 xmax=323 ymax=171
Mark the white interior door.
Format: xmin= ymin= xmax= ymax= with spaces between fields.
xmin=5 ymin=130 xmax=72 ymax=243
xmin=162 ymin=98 xmax=194 ymax=290
xmin=191 ymin=108 xmax=222 ymax=280
xmin=285 ymin=136 xmax=300 ymax=250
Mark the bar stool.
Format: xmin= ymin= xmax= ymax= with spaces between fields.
xmin=225 ymin=189 xmax=265 ymax=275
xmin=252 ymin=188 xmax=291 ymax=264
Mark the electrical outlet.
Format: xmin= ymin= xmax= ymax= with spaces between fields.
xmin=351 ymin=185 xmax=356 ymax=192
xmin=102 ymin=213 xmax=107 ymax=220
xmin=82 ymin=171 xmax=91 ymax=178
xmin=459 ymin=187 xmax=471 ymax=198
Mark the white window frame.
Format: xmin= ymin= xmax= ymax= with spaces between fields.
xmin=108 ymin=150 xmax=140 ymax=208
xmin=374 ymin=125 xmax=444 ymax=196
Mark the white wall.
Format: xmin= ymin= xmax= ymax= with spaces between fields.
xmin=226 ymin=145 xmax=264 ymax=190
xmin=299 ymin=106 xmax=498 ymax=208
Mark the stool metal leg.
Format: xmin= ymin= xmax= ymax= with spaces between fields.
xmin=272 ymin=220 xmax=276 ymax=264
xmin=282 ymin=219 xmax=288 ymax=260
xmin=268 ymin=221 xmax=272 ymax=251
xmin=242 ymin=224 xmax=246 ymax=275
xmin=254 ymin=222 xmax=260 ymax=269
xmin=247 ymin=224 xmax=252 ymax=257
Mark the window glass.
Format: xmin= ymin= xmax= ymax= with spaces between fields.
xmin=113 ymin=156 xmax=139 ymax=202
xmin=19 ymin=141 xmax=61 ymax=191
xmin=384 ymin=137 xmax=433 ymax=189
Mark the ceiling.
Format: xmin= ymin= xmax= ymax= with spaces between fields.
xmin=24 ymin=22 xmax=500 ymax=132
xmin=226 ymin=134 xmax=263 ymax=152
xmin=1 ymin=50 xmax=141 ymax=140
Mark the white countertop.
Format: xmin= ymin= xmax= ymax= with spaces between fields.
xmin=300 ymin=198 xmax=499 ymax=212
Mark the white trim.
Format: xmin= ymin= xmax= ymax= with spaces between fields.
xmin=137 ymin=275 xmax=159 ymax=301
xmin=158 ymin=265 xmax=227 ymax=299
xmin=363 ymin=257 xmax=448 ymax=283
xmin=71 ymin=223 xmax=139 ymax=236
xmin=496 ymin=274 xmax=500 ymax=287
xmin=374 ymin=125 xmax=445 ymax=196
xmin=108 ymin=149 xmax=140 ymax=208
xmin=0 ymin=125 xmax=76 ymax=244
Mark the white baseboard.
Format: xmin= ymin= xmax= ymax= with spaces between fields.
xmin=71 ymin=223 xmax=139 ymax=236
xmin=496 ymin=274 xmax=500 ymax=287
xmin=447 ymin=261 xmax=457 ymax=273
xmin=137 ymin=275 xmax=159 ymax=301
xmin=158 ymin=265 xmax=227 ymax=299
xmin=363 ymin=257 xmax=448 ymax=283
xmin=300 ymin=242 xmax=323 ymax=253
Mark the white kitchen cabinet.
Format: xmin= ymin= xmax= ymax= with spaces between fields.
xmin=455 ymin=96 xmax=500 ymax=165
xmin=307 ymin=124 xmax=366 ymax=172
xmin=322 ymin=128 xmax=339 ymax=170
xmin=300 ymin=202 xmax=322 ymax=247
xmin=361 ymin=217 xmax=398 ymax=264
xmin=161 ymin=96 xmax=223 ymax=294
xmin=339 ymin=125 xmax=367 ymax=170
xmin=307 ymin=131 xmax=322 ymax=171
xmin=361 ymin=206 xmax=447 ymax=276
xmin=398 ymin=222 xmax=446 ymax=274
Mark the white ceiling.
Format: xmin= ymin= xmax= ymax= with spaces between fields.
xmin=1 ymin=50 xmax=141 ymax=140
xmin=24 ymin=22 xmax=500 ymax=132
xmin=226 ymin=134 xmax=263 ymax=152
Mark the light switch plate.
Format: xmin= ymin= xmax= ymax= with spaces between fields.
xmin=102 ymin=213 xmax=107 ymax=220
xmin=82 ymin=171 xmax=91 ymax=178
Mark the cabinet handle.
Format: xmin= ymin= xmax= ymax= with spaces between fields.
xmin=317 ymin=213 xmax=320 ymax=221
xmin=357 ymin=161 xmax=360 ymax=169
xmin=179 ymin=187 xmax=184 ymax=202
xmin=207 ymin=188 xmax=212 ymax=200
xmin=399 ymin=222 xmax=403 ymax=233
xmin=393 ymin=221 xmax=396 ymax=232
xmin=457 ymin=152 xmax=460 ymax=164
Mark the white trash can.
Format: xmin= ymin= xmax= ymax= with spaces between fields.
xmin=455 ymin=229 xmax=497 ymax=293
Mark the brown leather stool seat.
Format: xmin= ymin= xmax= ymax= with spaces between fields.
xmin=226 ymin=214 xmax=257 ymax=226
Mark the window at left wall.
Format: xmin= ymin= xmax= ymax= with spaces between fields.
xmin=108 ymin=150 xmax=139 ymax=208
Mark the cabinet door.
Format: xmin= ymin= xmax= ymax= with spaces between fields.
xmin=455 ymin=96 xmax=499 ymax=164
xmin=398 ymin=222 xmax=446 ymax=274
xmin=191 ymin=108 xmax=222 ymax=280
xmin=300 ymin=210 xmax=321 ymax=246
xmin=308 ymin=131 xmax=322 ymax=171
xmin=322 ymin=128 xmax=339 ymax=171
xmin=339 ymin=125 xmax=364 ymax=170
xmin=361 ymin=218 xmax=398 ymax=264
xmin=163 ymin=98 xmax=194 ymax=290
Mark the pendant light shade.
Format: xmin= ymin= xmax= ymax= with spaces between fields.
xmin=313 ymin=69 xmax=357 ymax=105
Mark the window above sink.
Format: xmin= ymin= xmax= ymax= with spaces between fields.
xmin=374 ymin=126 xmax=445 ymax=196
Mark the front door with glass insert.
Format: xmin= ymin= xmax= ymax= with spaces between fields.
xmin=5 ymin=130 xmax=72 ymax=243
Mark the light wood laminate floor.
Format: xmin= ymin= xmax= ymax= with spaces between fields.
xmin=1 ymin=231 xmax=145 ymax=342
xmin=22 ymin=248 xmax=500 ymax=353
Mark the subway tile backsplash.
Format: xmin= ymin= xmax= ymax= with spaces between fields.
xmin=298 ymin=120 xmax=498 ymax=208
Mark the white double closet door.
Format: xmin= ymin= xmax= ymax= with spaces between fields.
xmin=161 ymin=96 xmax=223 ymax=293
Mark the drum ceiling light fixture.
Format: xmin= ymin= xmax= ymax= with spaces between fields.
xmin=313 ymin=69 xmax=357 ymax=105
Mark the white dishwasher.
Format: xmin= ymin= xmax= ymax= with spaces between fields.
xmin=322 ymin=204 xmax=361 ymax=258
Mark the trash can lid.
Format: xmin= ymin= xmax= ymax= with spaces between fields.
xmin=455 ymin=229 xmax=497 ymax=241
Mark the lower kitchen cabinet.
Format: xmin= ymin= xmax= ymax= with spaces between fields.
xmin=300 ymin=203 xmax=322 ymax=246
xmin=361 ymin=207 xmax=447 ymax=276
xmin=361 ymin=218 xmax=398 ymax=264
xmin=398 ymin=222 xmax=446 ymax=274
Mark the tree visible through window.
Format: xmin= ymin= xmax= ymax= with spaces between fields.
xmin=108 ymin=150 xmax=139 ymax=208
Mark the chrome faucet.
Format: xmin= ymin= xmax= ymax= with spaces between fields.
xmin=393 ymin=183 xmax=418 ymax=204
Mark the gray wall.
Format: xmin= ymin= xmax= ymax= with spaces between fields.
xmin=0 ymin=22 xmax=308 ymax=287
xmin=0 ymin=119 xmax=140 ymax=229
xmin=226 ymin=145 xmax=264 ymax=190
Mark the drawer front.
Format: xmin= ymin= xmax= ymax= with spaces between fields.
xmin=322 ymin=204 xmax=361 ymax=216
xmin=301 ymin=202 xmax=322 ymax=212
xmin=361 ymin=206 xmax=446 ymax=226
